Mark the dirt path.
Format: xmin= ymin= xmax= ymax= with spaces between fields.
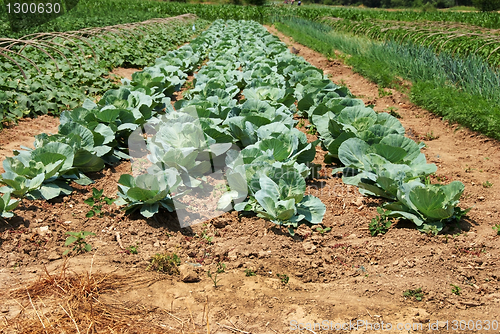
xmin=0 ymin=26 xmax=499 ymax=334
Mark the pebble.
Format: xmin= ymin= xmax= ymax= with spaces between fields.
xmin=179 ymin=264 xmax=200 ymax=283
xmin=48 ymin=252 xmax=62 ymax=261
xmin=228 ymin=250 xmax=238 ymax=260
xmin=302 ymin=242 xmax=316 ymax=255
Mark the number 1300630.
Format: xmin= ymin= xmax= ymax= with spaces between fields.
xmin=438 ymin=320 xmax=499 ymax=331
xmin=6 ymin=2 xmax=61 ymax=14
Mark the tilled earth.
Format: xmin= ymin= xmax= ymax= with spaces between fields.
xmin=0 ymin=25 xmax=499 ymax=334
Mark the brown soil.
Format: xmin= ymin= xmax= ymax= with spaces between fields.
xmin=1 ymin=25 xmax=500 ymax=334
xmin=109 ymin=67 xmax=137 ymax=82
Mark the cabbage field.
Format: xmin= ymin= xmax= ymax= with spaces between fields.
xmin=1 ymin=10 xmax=499 ymax=334
xmin=0 ymin=19 xmax=468 ymax=237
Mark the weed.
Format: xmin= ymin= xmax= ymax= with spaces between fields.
xmin=389 ymin=110 xmax=402 ymax=119
xmin=297 ymin=119 xmax=305 ymax=128
xmin=378 ymin=86 xmax=392 ymax=98
xmin=198 ymin=229 xmax=213 ymax=244
xmin=422 ymin=131 xmax=438 ymax=141
xmin=464 ymin=164 xmax=475 ymax=173
xmin=454 ymin=206 xmax=471 ymax=221
xmin=147 ymin=253 xmax=181 ymax=274
xmin=427 ymin=173 xmax=448 ymax=183
xmin=492 ymin=224 xmax=500 ymax=235
xmin=459 ymin=247 xmax=485 ymax=256
xmin=450 ymin=284 xmax=461 ymax=296
xmin=483 ymin=181 xmax=493 ymax=188
xmin=315 ymin=226 xmax=331 ymax=235
xmin=207 ymin=262 xmax=226 ymax=288
xmin=421 ymin=224 xmax=439 ymax=236
xmin=126 ymin=244 xmax=139 ymax=255
xmin=84 ymin=188 xmax=115 ymax=218
xmin=385 ymin=106 xmax=402 ymax=119
xmin=63 ymin=231 xmax=95 ymax=256
xmin=369 ymin=207 xmax=392 ymax=236
xmin=403 ymin=288 xmax=424 ymax=301
xmin=245 ymin=269 xmax=256 ymax=277
xmin=277 ymin=273 xmax=289 ymax=284
xmin=306 ymin=125 xmax=317 ymax=135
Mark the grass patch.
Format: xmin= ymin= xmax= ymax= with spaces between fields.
xmin=275 ymin=17 xmax=500 ymax=141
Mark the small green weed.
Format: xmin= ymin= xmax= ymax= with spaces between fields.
xmin=315 ymin=226 xmax=331 ymax=235
xmin=464 ymin=164 xmax=475 ymax=173
xmin=369 ymin=207 xmax=392 ymax=236
xmin=84 ymin=188 xmax=115 ymax=218
xmin=483 ymin=181 xmax=493 ymax=188
xmin=207 ymin=262 xmax=226 ymax=288
xmin=63 ymin=231 xmax=95 ymax=256
xmin=297 ymin=119 xmax=305 ymax=128
xmin=378 ymin=86 xmax=392 ymax=98
xmin=277 ymin=273 xmax=289 ymax=284
xmin=126 ymin=244 xmax=139 ymax=255
xmin=147 ymin=253 xmax=181 ymax=274
xmin=198 ymin=229 xmax=213 ymax=244
xmin=306 ymin=125 xmax=317 ymax=135
xmin=245 ymin=268 xmax=256 ymax=277
xmin=403 ymin=288 xmax=424 ymax=301
xmin=492 ymin=224 xmax=500 ymax=235
xmin=422 ymin=131 xmax=438 ymax=141
xmin=450 ymin=284 xmax=461 ymax=295
xmin=385 ymin=106 xmax=402 ymax=119
xmin=389 ymin=110 xmax=402 ymax=119
xmin=420 ymin=224 xmax=440 ymax=236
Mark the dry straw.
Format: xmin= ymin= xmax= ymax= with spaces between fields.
xmin=1 ymin=259 xmax=203 ymax=334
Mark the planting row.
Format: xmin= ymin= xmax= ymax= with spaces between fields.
xmin=115 ymin=20 xmax=328 ymax=234
xmin=275 ymin=17 xmax=500 ymax=142
xmin=0 ymin=16 xmax=206 ymax=126
xmin=0 ymin=23 xmax=209 ymax=219
xmin=321 ymin=17 xmax=500 ymax=67
xmin=4 ymin=0 xmax=500 ymax=38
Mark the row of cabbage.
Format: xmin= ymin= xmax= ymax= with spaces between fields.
xmin=1 ymin=19 xmax=466 ymax=235
xmin=0 ymin=20 xmax=329 ymax=234
xmin=115 ymin=20 xmax=331 ymax=234
xmin=301 ymin=74 xmax=466 ymax=234
xmin=113 ymin=19 xmax=465 ymax=235
xmin=0 ymin=26 xmax=210 ymax=219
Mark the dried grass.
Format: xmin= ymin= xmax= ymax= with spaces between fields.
xmin=1 ymin=261 xmax=203 ymax=334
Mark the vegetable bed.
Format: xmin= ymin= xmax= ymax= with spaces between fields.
xmin=0 ymin=19 xmax=498 ymax=334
